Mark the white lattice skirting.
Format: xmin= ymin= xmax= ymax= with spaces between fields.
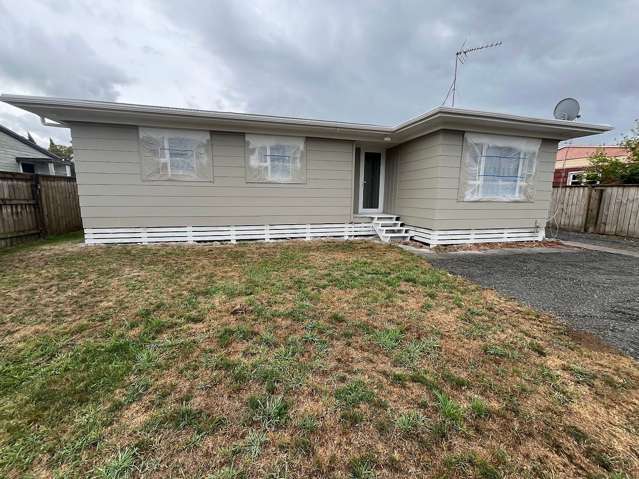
xmin=84 ymin=223 xmax=375 ymax=245
xmin=408 ymin=225 xmax=544 ymax=246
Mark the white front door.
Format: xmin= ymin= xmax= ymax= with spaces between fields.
xmin=358 ymin=149 xmax=385 ymax=214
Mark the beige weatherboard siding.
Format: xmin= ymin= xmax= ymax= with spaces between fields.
xmin=385 ymin=130 xmax=558 ymax=230
xmin=71 ymin=124 xmax=355 ymax=228
xmin=1 ymin=94 xmax=612 ymax=244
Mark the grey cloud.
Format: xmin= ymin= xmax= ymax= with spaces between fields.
xmin=0 ymin=8 xmax=130 ymax=100
xmin=0 ymin=0 xmax=637 ymax=146
xmin=160 ymin=0 xmax=638 ymax=143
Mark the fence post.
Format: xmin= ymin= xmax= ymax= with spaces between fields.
xmin=31 ymin=174 xmax=47 ymax=238
xmin=585 ymin=187 xmax=603 ymax=233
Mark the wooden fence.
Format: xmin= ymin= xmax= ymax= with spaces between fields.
xmin=548 ymin=185 xmax=639 ymax=238
xmin=0 ymin=172 xmax=82 ymax=247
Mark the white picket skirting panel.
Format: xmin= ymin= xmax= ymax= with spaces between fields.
xmin=84 ymin=223 xmax=375 ymax=245
xmin=408 ymin=225 xmax=544 ymax=246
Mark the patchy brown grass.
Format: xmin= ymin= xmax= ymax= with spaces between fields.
xmin=1 ymin=238 xmax=638 ymax=478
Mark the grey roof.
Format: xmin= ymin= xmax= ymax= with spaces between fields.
xmin=0 ymin=123 xmax=65 ymax=162
xmin=0 ymin=94 xmax=613 ymax=144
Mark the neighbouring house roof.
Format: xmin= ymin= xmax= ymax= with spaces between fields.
xmin=556 ymin=146 xmax=628 ymax=161
xmin=0 ymin=94 xmax=612 ymax=145
xmin=0 ymin=123 xmax=65 ymax=162
xmin=555 ymin=146 xmax=629 ymax=171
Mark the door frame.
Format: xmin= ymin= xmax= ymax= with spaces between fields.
xmin=358 ymin=146 xmax=386 ymax=214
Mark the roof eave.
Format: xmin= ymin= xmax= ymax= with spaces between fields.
xmin=395 ymin=107 xmax=612 ymax=142
xmin=0 ymin=94 xmax=394 ymax=143
xmin=1 ymin=94 xmax=613 ymax=144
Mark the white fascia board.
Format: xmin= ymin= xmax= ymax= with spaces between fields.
xmin=0 ymin=94 xmax=613 ymax=143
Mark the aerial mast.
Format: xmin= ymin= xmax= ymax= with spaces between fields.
xmin=443 ymin=41 xmax=502 ymax=107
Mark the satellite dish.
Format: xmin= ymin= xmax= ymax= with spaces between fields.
xmin=553 ymin=98 xmax=581 ymax=121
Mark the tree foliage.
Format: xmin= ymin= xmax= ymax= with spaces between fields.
xmin=584 ymin=120 xmax=639 ymax=184
xmin=48 ymin=138 xmax=73 ymax=161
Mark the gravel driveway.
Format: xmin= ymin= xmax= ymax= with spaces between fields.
xmin=425 ymin=248 xmax=639 ymax=359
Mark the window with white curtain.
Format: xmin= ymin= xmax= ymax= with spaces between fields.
xmin=245 ymin=134 xmax=306 ymax=183
xmin=139 ymin=127 xmax=212 ymax=181
xmin=459 ymin=133 xmax=541 ymax=202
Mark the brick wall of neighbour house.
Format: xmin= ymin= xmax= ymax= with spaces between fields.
xmin=0 ymin=130 xmax=52 ymax=173
xmin=70 ymin=123 xmax=357 ymax=228
xmin=553 ymin=167 xmax=588 ymax=186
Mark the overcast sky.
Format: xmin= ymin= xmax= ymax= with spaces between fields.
xmin=1 ymin=0 xmax=637 ymax=148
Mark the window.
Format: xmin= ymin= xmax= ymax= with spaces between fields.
xmin=245 ymin=135 xmax=306 ymax=183
xmin=21 ymin=163 xmax=35 ymax=173
xmin=567 ymin=171 xmax=585 ymax=186
xmin=139 ymin=128 xmax=212 ymax=181
xmin=460 ymin=133 xmax=541 ymax=202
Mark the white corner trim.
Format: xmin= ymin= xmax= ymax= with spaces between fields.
xmin=84 ymin=223 xmax=375 ymax=245
xmin=407 ymin=225 xmax=544 ymax=246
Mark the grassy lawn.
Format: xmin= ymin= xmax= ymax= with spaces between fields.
xmin=1 ymin=238 xmax=638 ymax=478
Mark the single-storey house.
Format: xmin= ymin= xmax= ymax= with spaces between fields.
xmin=1 ymin=94 xmax=610 ymax=245
xmin=0 ymin=123 xmax=73 ymax=176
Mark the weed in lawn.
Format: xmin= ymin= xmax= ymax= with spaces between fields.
xmin=243 ymin=430 xmax=267 ymax=459
xmin=349 ymin=454 xmax=377 ymax=479
xmin=483 ymin=344 xmax=519 ymax=360
xmin=148 ymin=402 xmax=226 ymax=434
xmin=568 ymin=364 xmax=596 ymax=386
xmin=296 ymin=414 xmax=318 ymax=432
xmin=395 ymin=410 xmax=426 ymax=434
xmin=259 ymin=330 xmax=277 ymax=347
xmin=469 ymin=397 xmax=490 ymax=418
xmin=370 ymin=328 xmax=404 ymax=351
xmin=217 ymin=325 xmax=257 ymax=347
xmin=247 ymin=394 xmax=289 ymax=429
xmin=335 ymin=380 xmax=376 ymax=409
xmin=393 ymin=337 xmax=440 ymax=368
xmin=434 ymin=391 xmax=464 ymax=430
xmin=94 ymin=447 xmax=137 ymax=479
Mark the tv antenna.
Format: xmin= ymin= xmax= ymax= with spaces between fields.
xmin=442 ymin=40 xmax=502 ymax=107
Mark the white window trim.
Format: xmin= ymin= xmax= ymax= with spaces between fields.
xmin=567 ymin=170 xmax=585 ymax=186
